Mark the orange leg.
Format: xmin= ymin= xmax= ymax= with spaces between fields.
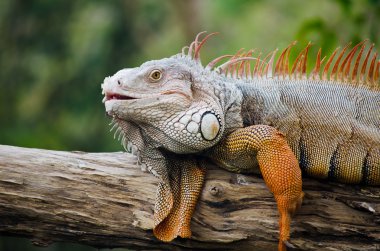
xmin=207 ymin=125 xmax=304 ymax=251
xmin=153 ymin=158 xmax=206 ymax=242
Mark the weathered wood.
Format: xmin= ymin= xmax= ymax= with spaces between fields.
xmin=0 ymin=144 xmax=379 ymax=250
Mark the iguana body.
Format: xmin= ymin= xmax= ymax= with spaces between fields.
xmin=101 ymin=32 xmax=380 ymax=251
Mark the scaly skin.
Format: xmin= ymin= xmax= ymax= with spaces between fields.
xmin=102 ymin=32 xmax=380 ymax=250
xmin=153 ymin=157 xmax=205 ymax=241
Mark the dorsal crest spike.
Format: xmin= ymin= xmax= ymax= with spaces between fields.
xmin=311 ymin=48 xmax=323 ymax=80
xmin=290 ymin=48 xmax=304 ymax=76
xmin=322 ymin=47 xmax=340 ymax=80
xmin=331 ymin=42 xmax=351 ymax=81
xmin=258 ymin=52 xmax=271 ymax=77
xmin=188 ymin=41 xmax=196 ymax=57
xmin=227 ymin=48 xmax=245 ymax=76
xmin=187 ymin=31 xmax=207 ymax=59
xmin=238 ymin=50 xmax=253 ymax=78
xmin=360 ymin=43 xmax=374 ymax=84
xmin=367 ymin=52 xmax=378 ymax=87
xmin=295 ymin=55 xmax=305 ymax=79
xmin=374 ymin=60 xmax=380 ymax=86
xmin=339 ymin=40 xmax=366 ymax=82
xmin=375 ymin=60 xmax=380 ymax=85
xmin=184 ymin=32 xmax=378 ymax=90
xmin=274 ymin=47 xmax=286 ymax=77
xmin=273 ymin=41 xmax=297 ymax=78
xmin=194 ymin=32 xmax=219 ymax=61
xmin=182 ymin=46 xmax=189 ymax=56
xmin=351 ymin=42 xmax=367 ymax=84
xmin=190 ymin=31 xmax=205 ymax=58
xmin=284 ymin=41 xmax=297 ymax=78
xmin=301 ymin=42 xmax=312 ymax=78
xmin=245 ymin=49 xmax=255 ymax=79
xmin=253 ymin=52 xmax=262 ymax=77
xmin=206 ymin=54 xmax=234 ymax=70
xmin=274 ymin=43 xmax=291 ymax=78
xmin=217 ymin=57 xmax=260 ymax=76
xmin=264 ymin=49 xmax=278 ymax=78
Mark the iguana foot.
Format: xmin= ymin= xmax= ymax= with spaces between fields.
xmin=276 ymin=192 xmax=304 ymax=251
xmin=153 ymin=158 xmax=206 ymax=242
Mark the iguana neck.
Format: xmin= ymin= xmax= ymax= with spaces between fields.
xmin=237 ymin=80 xmax=284 ymax=127
xmin=220 ymin=78 xmax=286 ymax=134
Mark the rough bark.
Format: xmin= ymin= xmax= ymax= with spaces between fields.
xmin=0 ymin=144 xmax=379 ymax=251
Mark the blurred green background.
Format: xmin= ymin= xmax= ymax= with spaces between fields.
xmin=0 ymin=0 xmax=379 ymax=250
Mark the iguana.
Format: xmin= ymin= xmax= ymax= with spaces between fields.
xmin=101 ymin=32 xmax=380 ymax=251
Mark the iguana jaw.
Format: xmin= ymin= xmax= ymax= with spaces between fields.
xmin=103 ymin=90 xmax=191 ymax=103
xmin=104 ymin=92 xmax=190 ymax=119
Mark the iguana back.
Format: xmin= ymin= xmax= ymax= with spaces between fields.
xmin=238 ymin=80 xmax=380 ymax=184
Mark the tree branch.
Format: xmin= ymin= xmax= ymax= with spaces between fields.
xmin=0 ymin=144 xmax=379 ymax=250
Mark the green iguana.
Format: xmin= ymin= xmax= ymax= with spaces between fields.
xmin=101 ymin=32 xmax=380 ymax=251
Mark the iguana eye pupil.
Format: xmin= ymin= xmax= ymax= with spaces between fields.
xmin=149 ymin=69 xmax=162 ymax=81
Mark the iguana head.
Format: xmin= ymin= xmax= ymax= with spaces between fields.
xmin=101 ymin=32 xmax=244 ymax=154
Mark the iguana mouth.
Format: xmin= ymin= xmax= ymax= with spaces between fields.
xmin=106 ymin=93 xmax=137 ymax=101
xmin=103 ymin=91 xmax=190 ymax=103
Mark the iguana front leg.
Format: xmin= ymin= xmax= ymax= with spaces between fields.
xmin=152 ymin=155 xmax=206 ymax=242
xmin=206 ymin=125 xmax=304 ymax=251
xmin=116 ymin=123 xmax=206 ymax=242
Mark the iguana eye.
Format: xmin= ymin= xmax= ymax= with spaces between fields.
xmin=149 ymin=69 xmax=162 ymax=82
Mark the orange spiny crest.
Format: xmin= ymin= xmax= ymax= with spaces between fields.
xmin=295 ymin=55 xmax=305 ymax=79
xmin=374 ymin=61 xmax=380 ymax=85
xmin=274 ymin=45 xmax=289 ymax=78
xmin=186 ymin=31 xmax=218 ymax=62
xmin=264 ymin=49 xmax=278 ymax=78
xmin=368 ymin=52 xmax=378 ymax=88
xmin=245 ymin=49 xmax=255 ymax=79
xmin=340 ymin=40 xmax=366 ymax=83
xmin=194 ymin=32 xmax=219 ymax=61
xmin=359 ymin=44 xmax=374 ymax=84
xmin=311 ymin=48 xmax=323 ymax=80
xmin=283 ymin=42 xmax=297 ymax=79
xmin=253 ymin=52 xmax=262 ymax=77
xmin=274 ymin=42 xmax=297 ymax=79
xmin=330 ymin=42 xmax=352 ymax=81
xmin=184 ymin=32 xmax=379 ymax=89
xmin=216 ymin=49 xmax=262 ymax=78
xmin=301 ymin=42 xmax=312 ymax=78
xmin=238 ymin=50 xmax=252 ymax=78
xmin=290 ymin=49 xmax=304 ymax=78
xmin=259 ymin=51 xmax=272 ymax=78
xmin=351 ymin=42 xmax=366 ymax=84
xmin=322 ymin=47 xmax=339 ymax=81
xmin=229 ymin=48 xmax=245 ymax=77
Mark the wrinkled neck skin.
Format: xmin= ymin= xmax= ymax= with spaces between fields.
xmin=237 ymin=80 xmax=283 ymax=127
